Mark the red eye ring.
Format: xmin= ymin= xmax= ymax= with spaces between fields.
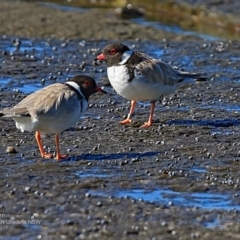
xmin=84 ymin=80 xmax=91 ymax=86
xmin=110 ymin=48 xmax=117 ymax=55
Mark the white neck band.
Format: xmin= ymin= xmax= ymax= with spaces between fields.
xmin=66 ymin=81 xmax=85 ymax=99
xmin=119 ymin=50 xmax=133 ymax=65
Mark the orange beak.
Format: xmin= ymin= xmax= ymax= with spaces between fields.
xmin=94 ymin=53 xmax=105 ymax=61
xmin=95 ymin=86 xmax=107 ymax=94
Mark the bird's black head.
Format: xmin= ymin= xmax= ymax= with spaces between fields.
xmin=68 ymin=75 xmax=106 ymax=100
xmin=94 ymin=43 xmax=132 ymax=67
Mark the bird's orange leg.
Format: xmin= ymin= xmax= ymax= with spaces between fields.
xmin=141 ymin=102 xmax=155 ymax=128
xmin=35 ymin=131 xmax=53 ymax=159
xmin=120 ymin=100 xmax=136 ymax=125
xmin=54 ymin=134 xmax=68 ymax=161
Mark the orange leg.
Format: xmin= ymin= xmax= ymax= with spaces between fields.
xmin=35 ymin=131 xmax=53 ymax=159
xmin=120 ymin=100 xmax=136 ymax=125
xmin=54 ymin=134 xmax=68 ymax=161
xmin=141 ymin=102 xmax=155 ymax=128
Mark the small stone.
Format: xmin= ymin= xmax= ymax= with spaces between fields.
xmin=5 ymin=146 xmax=17 ymax=154
xmin=85 ymin=193 xmax=91 ymax=198
xmin=24 ymin=187 xmax=31 ymax=193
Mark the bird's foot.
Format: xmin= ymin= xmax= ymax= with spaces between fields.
xmin=140 ymin=121 xmax=153 ymax=128
xmin=41 ymin=153 xmax=54 ymax=159
xmin=119 ymin=118 xmax=132 ymax=125
xmin=55 ymin=154 xmax=68 ymax=161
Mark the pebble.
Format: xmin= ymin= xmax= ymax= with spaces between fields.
xmin=5 ymin=146 xmax=17 ymax=154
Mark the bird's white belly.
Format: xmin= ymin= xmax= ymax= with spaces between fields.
xmin=33 ymin=116 xmax=80 ymax=133
xmin=13 ymin=115 xmax=79 ymax=134
xmin=14 ymin=116 xmax=34 ymax=132
xmin=107 ymin=66 xmax=177 ymax=101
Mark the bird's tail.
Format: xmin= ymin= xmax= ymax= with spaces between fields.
xmin=195 ymin=76 xmax=208 ymax=82
xmin=0 ymin=107 xmax=28 ymax=117
xmin=177 ymin=71 xmax=207 ymax=89
xmin=178 ymin=71 xmax=208 ymax=81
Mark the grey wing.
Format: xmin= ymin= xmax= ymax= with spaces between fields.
xmin=136 ymin=59 xmax=203 ymax=86
xmin=29 ymin=84 xmax=82 ymax=120
xmin=3 ymin=83 xmax=81 ymax=119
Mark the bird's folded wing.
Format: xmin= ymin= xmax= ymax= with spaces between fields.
xmin=136 ymin=59 xmax=182 ymax=86
xmin=32 ymin=93 xmax=80 ymax=120
xmin=137 ymin=59 xmax=204 ymax=85
xmin=1 ymin=83 xmax=82 ymax=120
xmin=11 ymin=83 xmax=75 ymax=119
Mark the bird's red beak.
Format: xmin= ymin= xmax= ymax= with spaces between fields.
xmin=95 ymin=86 xmax=107 ymax=94
xmin=95 ymin=53 xmax=105 ymax=61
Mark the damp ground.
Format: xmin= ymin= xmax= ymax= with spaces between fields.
xmin=0 ymin=1 xmax=240 ymax=240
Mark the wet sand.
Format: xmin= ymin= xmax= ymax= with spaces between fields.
xmin=0 ymin=1 xmax=240 ymax=240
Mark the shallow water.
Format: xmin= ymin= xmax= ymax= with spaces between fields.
xmin=202 ymin=104 xmax=240 ymax=112
xmin=116 ymin=188 xmax=240 ymax=210
xmin=0 ymin=78 xmax=43 ymax=93
xmin=75 ymin=151 xmax=160 ymax=161
xmin=76 ymin=169 xmax=112 ymax=178
xmin=168 ymin=119 xmax=240 ymax=128
xmin=6 ymin=44 xmax=45 ymax=54
xmin=192 ymin=167 xmax=207 ymax=173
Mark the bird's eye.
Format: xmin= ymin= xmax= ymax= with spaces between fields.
xmin=84 ymin=80 xmax=91 ymax=86
xmin=110 ymin=48 xmax=117 ymax=55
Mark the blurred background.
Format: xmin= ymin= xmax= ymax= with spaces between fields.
xmin=26 ymin=0 xmax=240 ymax=39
